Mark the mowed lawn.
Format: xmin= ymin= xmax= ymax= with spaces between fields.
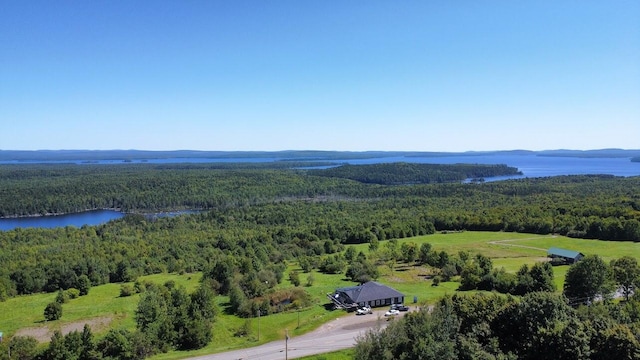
xmin=365 ymin=231 xmax=638 ymax=265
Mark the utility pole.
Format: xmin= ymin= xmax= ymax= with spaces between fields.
xmin=257 ymin=310 xmax=260 ymax=341
xmin=285 ymin=328 xmax=289 ymax=360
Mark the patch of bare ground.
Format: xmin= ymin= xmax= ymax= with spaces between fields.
xmin=14 ymin=316 xmax=113 ymax=343
xmin=387 ymin=276 xmax=405 ymax=283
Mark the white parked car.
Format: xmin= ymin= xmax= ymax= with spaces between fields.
xmin=384 ymin=309 xmax=400 ymax=316
xmin=356 ymin=306 xmax=373 ymax=315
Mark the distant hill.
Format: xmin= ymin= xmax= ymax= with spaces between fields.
xmin=537 ymin=149 xmax=640 ymax=158
xmin=0 ymin=150 xmax=400 ymax=162
xmin=1 ymin=149 xmax=639 ymax=162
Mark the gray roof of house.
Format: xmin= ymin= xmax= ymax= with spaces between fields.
xmin=548 ymin=247 xmax=583 ymax=259
xmin=336 ymin=281 xmax=404 ymax=303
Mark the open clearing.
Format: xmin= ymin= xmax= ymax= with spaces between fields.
xmin=15 ymin=316 xmax=113 ymax=343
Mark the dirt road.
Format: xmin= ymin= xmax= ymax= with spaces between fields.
xmin=187 ymin=308 xmax=405 ymax=360
xmin=487 ymin=236 xmax=553 ymax=252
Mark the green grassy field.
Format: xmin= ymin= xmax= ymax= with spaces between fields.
xmin=298 ymin=349 xmax=354 ymax=360
xmin=0 ymin=273 xmax=203 ymax=339
xmin=1 ymin=231 xmax=637 ymax=360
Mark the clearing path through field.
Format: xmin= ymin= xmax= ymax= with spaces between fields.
xmin=487 ymin=236 xmax=555 ymax=252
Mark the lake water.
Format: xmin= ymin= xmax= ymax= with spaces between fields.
xmin=1 ymin=153 xmax=638 ymax=179
xmin=0 ymin=209 xmax=201 ymax=232
xmin=0 ymin=210 xmax=124 ymax=231
xmin=333 ymin=154 xmax=640 ymax=179
xmin=1 ymin=154 xmax=638 ymax=231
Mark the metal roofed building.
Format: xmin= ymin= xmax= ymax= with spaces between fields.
xmin=328 ymin=281 xmax=405 ymax=310
xmin=548 ymin=247 xmax=584 ymax=264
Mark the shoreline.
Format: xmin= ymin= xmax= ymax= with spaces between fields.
xmin=0 ymin=207 xmax=206 ymax=220
xmin=0 ymin=208 xmax=124 ymax=220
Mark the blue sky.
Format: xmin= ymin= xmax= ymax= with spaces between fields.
xmin=1 ymin=1 xmax=638 ymax=151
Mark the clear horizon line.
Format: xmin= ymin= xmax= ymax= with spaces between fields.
xmin=1 ymin=148 xmax=639 ymax=153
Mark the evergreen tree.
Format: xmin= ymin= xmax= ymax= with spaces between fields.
xmin=44 ymin=302 xmax=63 ymax=321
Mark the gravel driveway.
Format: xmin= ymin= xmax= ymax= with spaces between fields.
xmin=187 ymin=308 xmax=408 ymax=360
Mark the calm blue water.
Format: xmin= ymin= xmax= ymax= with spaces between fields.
xmin=0 ymin=210 xmax=124 ymax=231
xmin=333 ymin=154 xmax=640 ymax=179
xmin=1 ymin=154 xmax=638 ymax=179
xmin=0 ymin=210 xmax=201 ymax=232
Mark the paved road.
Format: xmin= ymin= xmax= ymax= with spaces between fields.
xmin=187 ymin=309 xmax=405 ymax=360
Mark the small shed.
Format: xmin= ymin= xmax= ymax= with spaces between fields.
xmin=328 ymin=281 xmax=405 ymax=310
xmin=548 ymin=247 xmax=584 ymax=264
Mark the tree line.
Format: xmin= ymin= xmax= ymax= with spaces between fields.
xmin=354 ymin=291 xmax=640 ymax=359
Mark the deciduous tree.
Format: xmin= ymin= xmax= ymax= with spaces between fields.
xmin=564 ymin=255 xmax=614 ymax=305
xmin=611 ymin=256 xmax=640 ymax=301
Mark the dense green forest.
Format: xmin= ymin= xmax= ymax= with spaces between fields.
xmin=1 ymin=164 xmax=638 ymax=241
xmin=308 ymin=162 xmax=521 ymax=184
xmin=1 ymin=164 xmax=640 ymax=301
xmin=0 ymin=162 xmax=519 ymax=216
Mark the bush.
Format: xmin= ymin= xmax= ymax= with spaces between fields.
xmin=289 ymin=271 xmax=301 ymax=287
xmin=134 ymin=279 xmax=154 ymax=293
xmin=306 ymin=273 xmax=315 ymax=287
xmin=55 ymin=289 xmax=68 ymax=304
xmin=234 ymin=319 xmax=252 ymax=337
xmin=76 ymin=274 xmax=91 ymax=296
xmin=120 ymin=284 xmax=134 ymax=297
xmin=66 ymin=288 xmax=80 ymax=299
xmin=44 ymin=302 xmax=62 ymax=321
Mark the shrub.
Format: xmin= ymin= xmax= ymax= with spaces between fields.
xmin=76 ymin=274 xmax=91 ymax=296
xmin=234 ymin=319 xmax=252 ymax=337
xmin=120 ymin=284 xmax=134 ymax=297
xmin=134 ymin=279 xmax=154 ymax=293
xmin=66 ymin=288 xmax=80 ymax=299
xmin=289 ymin=271 xmax=301 ymax=287
xmin=306 ymin=273 xmax=315 ymax=287
xmin=44 ymin=302 xmax=62 ymax=321
xmin=55 ymin=289 xmax=68 ymax=304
